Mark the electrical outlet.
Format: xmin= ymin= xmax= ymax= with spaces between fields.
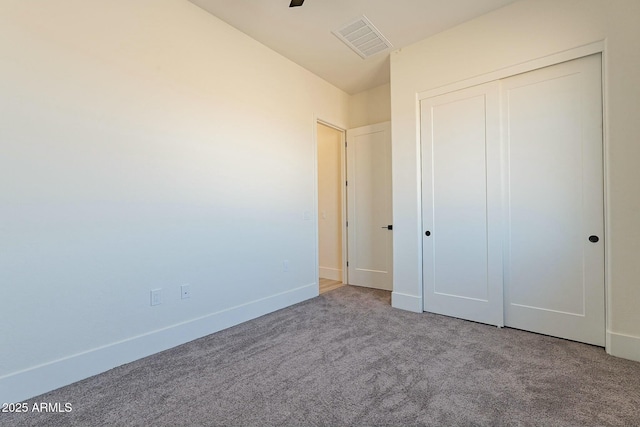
xmin=150 ymin=289 xmax=162 ymax=306
xmin=181 ymin=284 xmax=191 ymax=299
xmin=283 ymin=260 xmax=289 ymax=272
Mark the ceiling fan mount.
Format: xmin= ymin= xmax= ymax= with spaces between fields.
xmin=289 ymin=0 xmax=304 ymax=7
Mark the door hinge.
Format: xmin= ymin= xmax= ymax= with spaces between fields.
xmin=346 ymin=180 xmax=348 ymax=187
xmin=347 ymin=261 xmax=349 ymax=267
xmin=345 ymin=141 xmax=348 ymax=148
xmin=346 ymin=221 xmax=349 ymax=227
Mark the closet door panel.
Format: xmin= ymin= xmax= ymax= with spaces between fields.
xmin=421 ymin=82 xmax=503 ymax=326
xmin=503 ymin=54 xmax=604 ymax=346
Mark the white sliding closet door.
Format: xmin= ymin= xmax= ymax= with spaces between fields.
xmin=502 ymin=54 xmax=604 ymax=346
xmin=421 ymin=82 xmax=504 ymax=326
xmin=420 ymin=54 xmax=605 ymax=346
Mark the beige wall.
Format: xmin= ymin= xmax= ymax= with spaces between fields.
xmin=349 ymin=83 xmax=391 ymax=128
xmin=390 ymin=0 xmax=640 ymax=361
xmin=317 ymin=124 xmax=343 ymax=280
xmin=0 ymin=0 xmax=349 ymax=402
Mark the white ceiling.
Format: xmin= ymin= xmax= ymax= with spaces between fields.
xmin=188 ymin=0 xmax=520 ymax=94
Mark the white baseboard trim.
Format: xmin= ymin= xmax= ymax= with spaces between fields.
xmin=607 ymin=330 xmax=640 ymax=363
xmin=0 ymin=283 xmax=317 ymax=404
xmin=392 ymin=291 xmax=423 ymax=313
xmin=319 ymin=267 xmax=342 ymax=281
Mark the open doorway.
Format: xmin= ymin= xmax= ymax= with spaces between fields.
xmin=317 ymin=121 xmax=346 ymax=294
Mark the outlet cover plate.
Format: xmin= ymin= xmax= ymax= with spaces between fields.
xmin=181 ymin=284 xmax=191 ymax=299
xmin=150 ymin=289 xmax=162 ymax=306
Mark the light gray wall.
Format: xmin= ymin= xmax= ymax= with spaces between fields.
xmin=0 ymin=0 xmax=348 ymax=402
xmin=349 ymin=83 xmax=391 ymax=129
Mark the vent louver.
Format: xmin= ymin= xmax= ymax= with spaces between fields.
xmin=332 ymin=15 xmax=392 ymax=59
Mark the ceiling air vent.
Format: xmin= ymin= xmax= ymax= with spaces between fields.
xmin=332 ymin=15 xmax=392 ymax=59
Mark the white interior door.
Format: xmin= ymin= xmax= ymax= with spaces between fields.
xmin=502 ymin=54 xmax=605 ymax=346
xmin=346 ymin=122 xmax=393 ymax=291
xmin=421 ymin=82 xmax=504 ymax=326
